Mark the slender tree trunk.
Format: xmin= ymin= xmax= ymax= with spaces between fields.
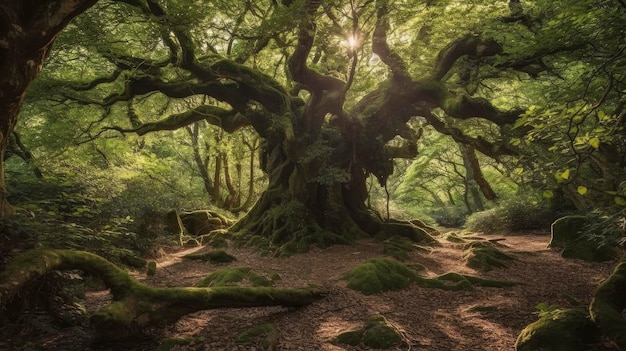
xmin=463 ymin=145 xmax=497 ymax=201
xmin=222 ymin=152 xmax=239 ymax=209
xmin=186 ymin=124 xmax=214 ymax=200
xmin=460 ymin=144 xmax=485 ymax=211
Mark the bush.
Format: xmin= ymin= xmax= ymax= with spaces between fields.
xmin=428 ymin=205 xmax=467 ymax=228
xmin=465 ymin=195 xmax=557 ymax=233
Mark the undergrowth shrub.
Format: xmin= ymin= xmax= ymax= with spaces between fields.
xmin=428 ymin=205 xmax=467 ymax=228
xmin=580 ymin=209 xmax=626 ymax=249
xmin=465 ymin=195 xmax=557 ymax=233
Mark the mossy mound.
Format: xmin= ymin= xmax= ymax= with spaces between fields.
xmin=441 ymin=231 xmax=467 ymax=243
xmin=549 ymin=216 xmax=616 ymax=262
xmin=515 ymin=308 xmax=599 ymax=351
xmin=590 ymin=261 xmax=626 ymax=349
xmin=463 ymin=240 xmax=515 ymax=271
xmin=334 ymin=315 xmax=402 ymax=349
xmin=342 ymin=258 xmax=419 ymax=295
xmin=343 ymin=258 xmax=517 ymax=295
xmin=382 ymin=236 xmax=429 ymax=261
xmin=183 ymin=250 xmax=237 ymax=264
xmin=195 ymin=267 xmax=275 ymax=287
xmin=237 ymin=323 xmax=277 ymax=350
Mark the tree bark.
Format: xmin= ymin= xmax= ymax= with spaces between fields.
xmin=0 ymin=0 xmax=99 ymax=218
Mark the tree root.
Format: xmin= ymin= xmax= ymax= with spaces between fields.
xmin=0 ymin=249 xmax=325 ymax=340
xmin=589 ymin=260 xmax=626 ymax=349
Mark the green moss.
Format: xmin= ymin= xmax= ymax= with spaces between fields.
xmin=237 ymin=323 xmax=277 ymax=349
xmin=343 ymin=258 xmax=517 ymax=295
xmin=343 ymin=258 xmax=418 ymax=295
xmin=183 ymin=250 xmax=237 ymax=264
xmin=157 ymin=337 xmax=193 ymax=351
xmin=441 ymin=231 xmax=467 ymax=243
xmin=590 ymin=261 xmax=626 ymax=349
xmin=146 ymin=261 xmax=157 ymax=276
xmin=463 ymin=241 xmax=515 ymax=271
xmin=333 ymin=315 xmax=402 ymax=349
xmin=383 ymin=236 xmax=418 ymax=261
xmin=515 ymin=308 xmax=599 ymax=351
xmin=195 ymin=267 xmax=273 ymax=287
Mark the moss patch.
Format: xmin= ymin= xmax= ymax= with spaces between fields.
xmin=146 ymin=261 xmax=157 ymax=276
xmin=334 ymin=315 xmax=402 ymax=349
xmin=441 ymin=231 xmax=467 ymax=243
xmin=515 ymin=308 xmax=599 ymax=351
xmin=343 ymin=258 xmax=419 ymax=295
xmin=343 ymin=258 xmax=516 ymax=295
xmin=463 ymin=240 xmax=515 ymax=271
xmin=195 ymin=267 xmax=273 ymax=287
xmin=382 ymin=236 xmax=426 ymax=261
xmin=590 ymin=261 xmax=626 ymax=349
xmin=236 ymin=323 xmax=277 ymax=350
xmin=183 ymin=250 xmax=237 ymax=264
xmin=157 ymin=337 xmax=194 ymax=351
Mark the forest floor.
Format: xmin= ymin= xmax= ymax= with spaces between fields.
xmin=4 ymin=230 xmax=623 ymax=351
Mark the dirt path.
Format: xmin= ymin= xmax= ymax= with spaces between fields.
xmin=7 ymin=231 xmax=623 ymax=350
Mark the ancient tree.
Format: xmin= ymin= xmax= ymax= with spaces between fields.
xmin=41 ymin=0 xmax=539 ymax=255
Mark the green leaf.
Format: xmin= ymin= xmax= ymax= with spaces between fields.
xmin=577 ymin=186 xmax=587 ymax=195
xmin=589 ymin=137 xmax=600 ymax=149
xmin=561 ymin=169 xmax=570 ymax=180
xmin=543 ymin=190 xmax=554 ymax=199
xmin=615 ymin=197 xmax=626 ymax=206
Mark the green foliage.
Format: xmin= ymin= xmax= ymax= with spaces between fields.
xmin=465 ymin=194 xmax=557 ymax=233
xmin=579 ymin=209 xmax=626 ymax=250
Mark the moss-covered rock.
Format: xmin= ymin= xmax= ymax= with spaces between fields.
xmin=237 ymin=323 xmax=277 ymax=350
xmin=589 ymin=261 xmax=626 ymax=349
xmin=183 ymin=250 xmax=237 ymax=264
xmin=515 ymin=308 xmax=599 ymax=351
xmin=463 ymin=240 xmax=515 ymax=271
xmin=334 ymin=315 xmax=402 ymax=349
xmin=549 ymin=216 xmax=616 ymax=262
xmin=195 ymin=267 xmax=273 ymax=287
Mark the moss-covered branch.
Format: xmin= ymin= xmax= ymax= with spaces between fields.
xmin=0 ymin=249 xmax=326 ymax=340
xmin=432 ymin=35 xmax=503 ymax=81
xmin=106 ymin=105 xmax=249 ymax=136
xmin=372 ymin=1 xmax=410 ymax=81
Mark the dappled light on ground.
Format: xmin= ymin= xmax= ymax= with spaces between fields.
xmin=3 ymin=231 xmax=620 ymax=350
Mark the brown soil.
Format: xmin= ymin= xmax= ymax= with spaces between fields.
xmin=4 ymin=231 xmax=623 ymax=350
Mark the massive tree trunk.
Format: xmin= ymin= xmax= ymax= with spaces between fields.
xmin=0 ymin=0 xmax=99 ymax=218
